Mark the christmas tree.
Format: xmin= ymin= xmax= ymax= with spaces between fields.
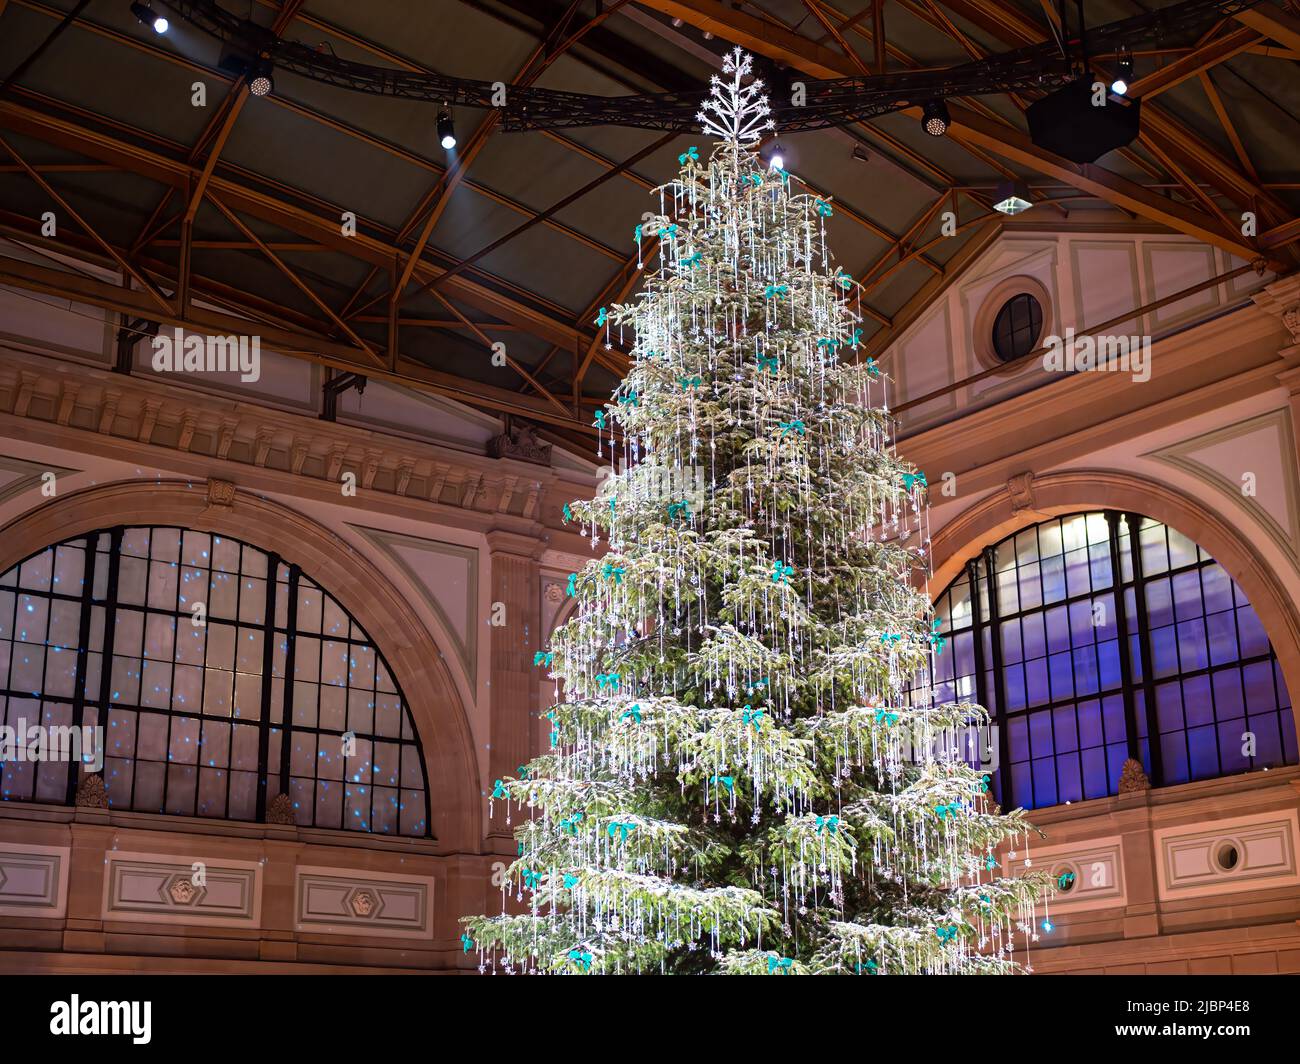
xmin=463 ymin=49 xmax=1051 ymax=974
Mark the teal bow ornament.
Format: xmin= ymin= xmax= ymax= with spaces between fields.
xmin=778 ymin=420 xmax=805 ymax=437
xmin=816 ymin=815 xmax=840 ymax=835
xmin=772 ymin=560 xmax=795 ymax=583
xmin=658 ymin=224 xmax=678 ymax=240
xmin=595 ymin=306 xmax=608 ymax=327
xmin=855 ymin=958 xmax=879 ymax=974
xmin=743 ymin=173 xmax=763 ymax=187
xmin=817 ymin=199 xmax=836 ymax=218
xmin=609 ymin=495 xmax=617 ymax=515
xmin=875 ymin=708 xmax=900 ymax=726
xmin=461 ymin=932 xmax=473 ymax=953
xmin=566 ymin=573 xmax=577 ymax=597
xmin=517 ymin=764 xmax=529 ymax=779
xmin=678 ymin=145 xmax=699 ymax=165
xmin=901 ymin=470 xmax=928 ymax=491
xmin=593 ymin=409 xmax=606 ymax=430
xmin=633 ymin=223 xmax=643 ymax=243
xmin=491 ymin=779 xmax=508 ymax=800
xmin=815 ymin=337 xmax=841 ymax=353
xmin=974 ymin=773 xmax=991 ymax=794
xmin=596 ymin=672 xmax=620 ymax=691
xmin=929 ymin=620 xmax=947 ymax=655
xmin=741 ymin=705 xmax=765 ymax=731
xmin=608 ymin=820 xmax=635 ymax=845
xmin=865 ymin=358 xmax=880 ymax=378
xmin=569 ymin=949 xmax=593 ymax=972
xmin=849 ymin=327 xmax=863 ymax=348
xmin=774 ymin=167 xmax=790 ymax=186
xmin=621 ymin=704 xmax=642 ymax=724
xmin=934 ymin=801 xmax=962 ymax=819
xmin=562 ymin=503 xmax=573 ymax=523
xmin=563 ymin=874 xmax=579 ymax=890
xmin=763 ymin=284 xmax=789 ymax=300
xmin=601 ymin=562 xmax=625 ymax=584
xmin=547 ymin=710 xmax=560 ymax=748
xmin=619 ymin=390 xmax=640 ymax=407
xmin=710 ymin=774 xmax=735 ymax=794
xmin=681 ymin=251 xmax=702 ymax=269
xmin=985 ymin=855 xmax=998 ymax=871
xmin=1057 ymin=871 xmax=1076 ymax=889
xmin=560 ymin=812 xmax=584 ymax=836
xmin=935 ymin=926 xmax=959 ymax=944
xmin=756 ymin=352 xmax=779 ymax=374
xmin=678 ymin=375 xmax=702 ymax=391
xmin=666 ymin=499 xmax=690 ymax=521
xmin=533 ymin=651 xmax=553 ymax=667
xmin=834 ymin=269 xmax=854 ymax=290
xmin=522 ymin=869 xmax=542 ymax=889
xmin=880 ymin=632 xmax=903 ymax=645
xmin=767 ymin=956 xmax=794 ymax=974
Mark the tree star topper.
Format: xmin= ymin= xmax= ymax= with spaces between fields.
xmin=697 ymin=48 xmax=776 ymax=145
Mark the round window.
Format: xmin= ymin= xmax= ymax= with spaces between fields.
xmin=991 ymin=292 xmax=1044 ymax=362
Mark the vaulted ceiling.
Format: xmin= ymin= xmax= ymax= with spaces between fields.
xmin=1 ymin=0 xmax=1297 ymax=452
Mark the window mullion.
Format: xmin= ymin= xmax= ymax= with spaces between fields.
xmin=980 ymin=547 xmax=1014 ymax=804
xmin=1106 ymin=511 xmax=1142 ymax=767
xmin=64 ymin=535 xmax=100 ymax=805
xmin=254 ymin=552 xmax=280 ymax=822
xmin=1124 ymin=513 xmax=1165 ymax=785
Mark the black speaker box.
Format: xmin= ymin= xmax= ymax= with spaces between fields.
xmin=1026 ymin=78 xmax=1141 ymax=165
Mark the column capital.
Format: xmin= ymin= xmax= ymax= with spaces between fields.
xmin=485 ymin=528 xmax=545 ymax=560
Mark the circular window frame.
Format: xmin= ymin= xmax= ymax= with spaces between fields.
xmin=1213 ymin=838 xmax=1244 ymax=874
xmin=972 ymin=275 xmax=1054 ymax=374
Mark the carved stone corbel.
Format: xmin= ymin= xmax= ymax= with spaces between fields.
xmin=1007 ymin=471 xmax=1036 ymax=514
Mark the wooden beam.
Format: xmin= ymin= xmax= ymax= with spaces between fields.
xmin=1128 ymin=27 xmax=1259 ymax=99
xmin=1234 ymin=1 xmax=1300 ymax=52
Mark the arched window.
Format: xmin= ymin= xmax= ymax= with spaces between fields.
xmin=916 ymin=512 xmax=1296 ymax=810
xmin=0 ymin=526 xmax=429 ymax=835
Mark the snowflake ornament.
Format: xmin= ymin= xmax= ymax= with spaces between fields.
xmin=697 ymin=47 xmax=776 ymax=145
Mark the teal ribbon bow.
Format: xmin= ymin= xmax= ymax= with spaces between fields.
xmin=710 ymin=774 xmax=735 ymax=793
xmin=815 ymin=337 xmax=840 ymax=352
xmin=560 ymin=812 xmax=584 ymax=836
xmin=562 ymin=503 xmax=573 ymax=523
xmin=678 ymin=375 xmax=702 ymax=391
xmin=814 ymin=198 xmax=833 ymax=217
xmin=865 ymin=358 xmax=880 ymax=378
xmin=741 ymin=705 xmax=765 ymax=731
xmin=593 ymin=409 xmax=606 ymax=429
xmin=569 ymin=949 xmax=593 ymax=971
xmin=816 ymin=815 xmax=840 ymax=835
xmin=678 ymin=145 xmax=699 ymax=165
xmin=522 ymin=869 xmax=542 ymax=889
xmin=935 ymin=926 xmax=959 ymax=943
xmin=875 ymin=708 xmax=900 ymax=726
xmin=566 ymin=573 xmax=577 ymax=597
xmin=901 ymin=471 xmax=928 ymax=491
xmin=619 ymin=390 xmax=640 ymax=407
xmin=609 ymin=496 xmax=617 ymax=515
xmin=934 ymin=801 xmax=962 ymax=819
xmin=601 ymin=562 xmax=625 ymax=584
xmin=681 ymin=251 xmax=702 ymax=268
xmin=849 ymin=328 xmax=863 ymax=348
xmin=880 ymin=632 xmax=902 ymax=645
xmin=855 ymin=958 xmax=878 ymax=974
xmin=667 ymin=499 xmax=690 ymax=521
xmin=743 ymin=173 xmax=763 ymax=187
xmin=834 ymin=269 xmax=853 ymax=290
xmin=658 ymin=224 xmax=678 ymax=240
xmin=563 ymin=874 xmax=579 ymax=890
xmin=772 ymin=560 xmax=795 ymax=582
xmin=517 ymin=764 xmax=529 ymax=779
xmin=621 ymin=704 xmax=642 ymax=724
xmin=547 ymin=709 xmax=559 ymax=748
xmin=929 ymin=620 xmax=947 ymax=655
xmin=596 ymin=672 xmax=620 ymax=691
xmin=778 ymin=420 xmax=805 ymax=437
xmin=608 ymin=820 xmax=635 ymax=845
xmin=595 ymin=306 xmax=608 ymax=327
xmin=461 ymin=932 xmax=473 ymax=953
xmin=767 ymin=956 xmax=794 ymax=974
xmin=1057 ymin=871 xmax=1076 ymax=889
xmin=633 ymin=224 xmax=643 ymax=243
xmin=756 ymin=353 xmax=779 ymax=374
xmin=763 ymin=284 xmax=789 ymax=300
xmin=985 ymin=855 xmax=998 ymax=871
xmin=533 ymin=651 xmax=553 ymax=667
xmin=491 ymin=779 xmax=508 ymax=800
xmin=975 ymin=773 xmax=991 ymax=794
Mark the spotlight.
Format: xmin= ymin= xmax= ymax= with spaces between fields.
xmin=993 ymin=178 xmax=1033 ymax=216
xmin=130 ymin=2 xmax=168 ymax=33
xmin=1111 ymin=45 xmax=1133 ymax=96
xmin=769 ymin=143 xmax=784 ymax=171
xmin=437 ymin=108 xmax=456 ymax=150
xmin=921 ymin=99 xmax=950 ymax=137
xmin=851 ymin=144 xmax=870 ymax=163
xmin=248 ymin=59 xmax=274 ymax=97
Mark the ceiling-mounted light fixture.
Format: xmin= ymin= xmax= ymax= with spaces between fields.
xmin=130 ymin=2 xmax=168 ymax=33
xmin=921 ymin=99 xmax=950 ymax=137
xmin=768 ymin=142 xmax=784 ymax=171
xmin=993 ymin=178 xmax=1033 ymax=215
xmin=248 ymin=58 xmax=274 ymax=97
xmin=438 ymin=107 xmax=456 ymax=150
xmin=852 ymin=144 xmax=870 ymax=163
xmin=1110 ymin=44 xmax=1133 ymax=96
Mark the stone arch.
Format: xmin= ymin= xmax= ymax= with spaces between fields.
xmin=929 ymin=469 xmax=1300 ymax=731
xmin=0 ymin=479 xmax=482 ymax=850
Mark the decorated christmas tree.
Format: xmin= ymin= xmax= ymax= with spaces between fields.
xmin=463 ymin=49 xmax=1051 ymax=974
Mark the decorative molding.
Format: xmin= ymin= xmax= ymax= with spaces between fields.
xmin=0 ymin=455 xmax=77 ymax=508
xmin=1153 ymin=809 xmax=1300 ymax=901
xmin=74 ymin=773 xmax=108 ymax=808
xmin=102 ymin=851 xmax=262 ymax=927
xmin=1118 ymin=758 xmax=1150 ymax=793
xmin=265 ymin=792 xmax=295 ymax=825
xmin=488 ymin=420 xmax=552 ymax=466
xmin=1007 ymin=836 xmax=1126 ymax=914
xmin=1006 ymin=471 xmax=1036 ymax=514
xmin=1252 ymin=274 xmax=1300 ymax=345
xmin=0 ymin=843 xmax=69 ymax=918
xmin=295 ymin=865 xmax=434 ymax=939
xmin=205 ymin=477 xmax=237 ymax=511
